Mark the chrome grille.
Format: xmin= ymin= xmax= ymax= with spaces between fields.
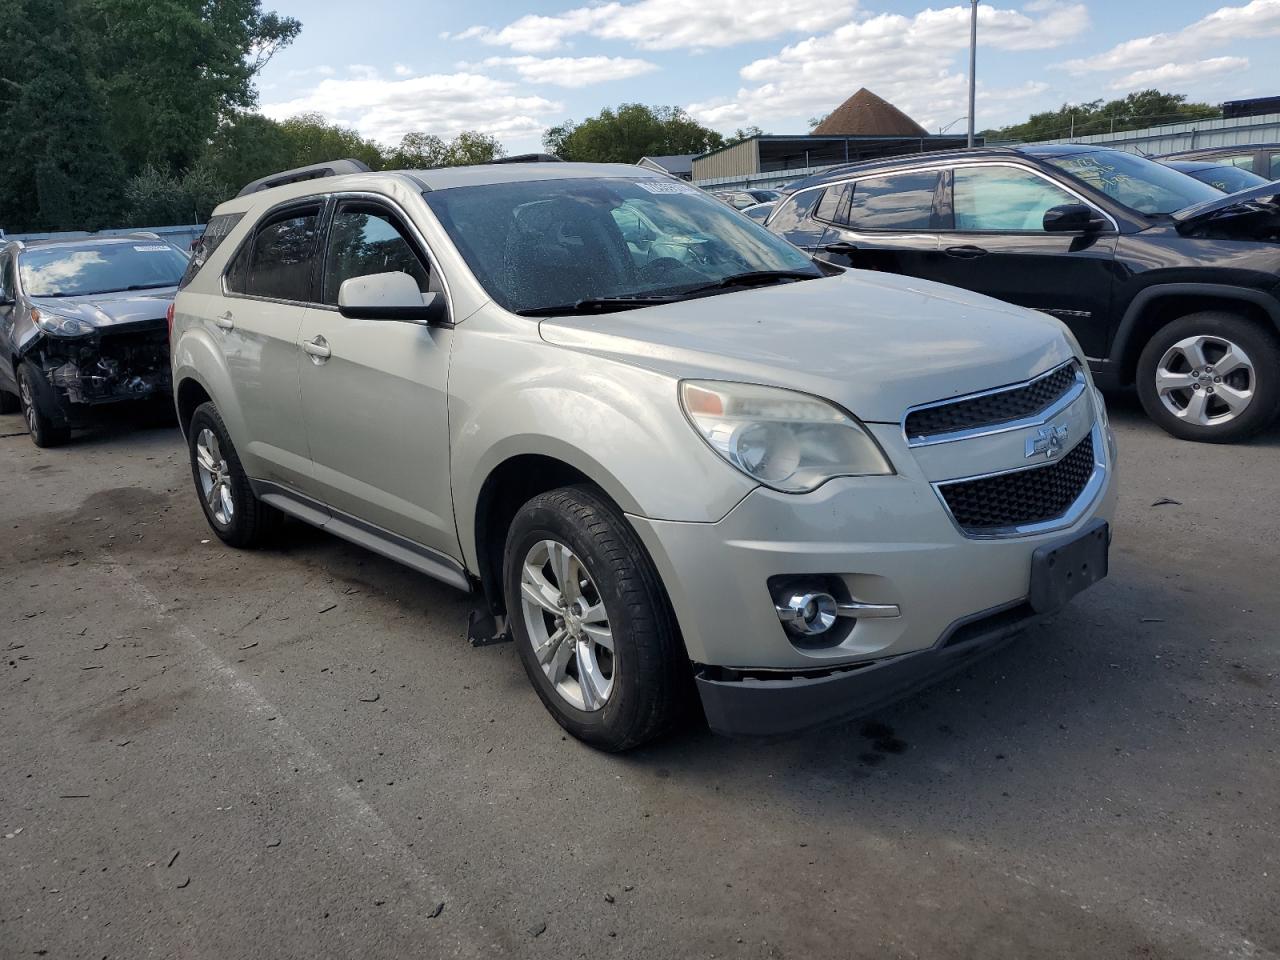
xmin=938 ymin=433 xmax=1096 ymax=535
xmin=906 ymin=362 xmax=1080 ymax=443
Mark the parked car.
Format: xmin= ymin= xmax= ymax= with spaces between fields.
xmin=0 ymin=236 xmax=185 ymax=446
xmin=712 ymin=188 xmax=782 ymax=210
xmin=172 ymin=159 xmax=1116 ymax=750
xmin=1161 ymin=158 xmax=1270 ymax=194
xmin=768 ymin=144 xmax=1280 ymax=443
xmin=740 ymin=201 xmax=776 ymax=222
xmin=1156 ymin=144 xmax=1280 ymax=182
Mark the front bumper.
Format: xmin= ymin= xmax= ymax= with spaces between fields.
xmin=26 ymin=319 xmax=172 ymax=419
xmin=626 ymin=414 xmax=1117 ymax=737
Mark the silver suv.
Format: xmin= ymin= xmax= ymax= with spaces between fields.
xmin=172 ymin=159 xmax=1117 ymax=750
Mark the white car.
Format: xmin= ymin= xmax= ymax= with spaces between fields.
xmin=171 ymin=159 xmax=1117 ymax=750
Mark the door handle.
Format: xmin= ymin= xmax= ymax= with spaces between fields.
xmin=303 ymin=336 xmax=332 ymax=361
xmin=822 ymin=241 xmax=859 ymax=255
xmin=944 ymin=244 xmax=989 ymax=259
xmin=214 ymin=311 xmax=235 ymax=330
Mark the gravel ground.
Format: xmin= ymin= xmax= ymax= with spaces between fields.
xmin=1 ymin=395 xmax=1277 ymax=960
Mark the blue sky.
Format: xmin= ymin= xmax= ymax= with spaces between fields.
xmin=256 ymin=0 xmax=1280 ymax=152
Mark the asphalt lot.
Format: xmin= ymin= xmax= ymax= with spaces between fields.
xmin=1 ymin=396 xmax=1277 ymax=960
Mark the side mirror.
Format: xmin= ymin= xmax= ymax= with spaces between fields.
xmin=1043 ymin=203 xmax=1103 ymax=234
xmin=337 ymin=272 xmax=449 ymax=325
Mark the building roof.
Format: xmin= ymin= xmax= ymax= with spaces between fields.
xmin=638 ymin=154 xmax=696 ymax=175
xmin=811 ymin=88 xmax=929 ymax=138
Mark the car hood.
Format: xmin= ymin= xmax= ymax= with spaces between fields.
xmin=1173 ymin=180 xmax=1280 ymax=229
xmin=538 ymin=271 xmax=1077 ymax=423
xmin=31 ymin=286 xmax=176 ymax=329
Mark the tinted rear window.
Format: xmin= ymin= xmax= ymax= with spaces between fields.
xmin=227 ymin=205 xmax=321 ymax=302
xmin=179 ymin=213 xmax=244 ymax=291
xmin=845 ymin=172 xmax=939 ymax=229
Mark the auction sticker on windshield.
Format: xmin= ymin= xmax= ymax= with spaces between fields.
xmin=635 ymin=181 xmax=700 ymax=195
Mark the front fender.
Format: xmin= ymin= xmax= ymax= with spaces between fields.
xmin=448 ymin=311 xmax=755 ymax=572
xmin=171 ymin=321 xmax=249 ymax=452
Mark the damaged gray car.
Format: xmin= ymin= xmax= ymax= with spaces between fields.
xmin=0 ymin=235 xmax=185 ymax=446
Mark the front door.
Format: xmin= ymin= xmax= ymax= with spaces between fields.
xmin=295 ymin=196 xmax=456 ymax=557
xmin=812 ymin=169 xmax=944 ymax=277
xmin=929 ymin=164 xmax=1119 ymax=359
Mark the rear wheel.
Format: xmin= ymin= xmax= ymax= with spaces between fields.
xmin=503 ymin=485 xmax=686 ymax=752
xmin=1136 ymin=312 xmax=1280 ymax=443
xmin=17 ymin=360 xmax=70 ymax=448
xmin=187 ymin=401 xmax=281 ymax=547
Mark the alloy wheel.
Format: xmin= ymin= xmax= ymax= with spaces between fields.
xmin=195 ymin=428 xmax=235 ymax=526
xmin=519 ymin=539 xmax=615 ymax=712
xmin=18 ymin=373 xmax=36 ymax=438
xmin=1155 ymin=334 xmax=1255 ymax=426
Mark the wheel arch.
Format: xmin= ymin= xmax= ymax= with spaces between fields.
xmin=175 ymin=377 xmax=213 ymax=437
xmin=1110 ymin=284 xmax=1280 ymax=385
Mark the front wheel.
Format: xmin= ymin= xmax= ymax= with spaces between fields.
xmin=1136 ymin=312 xmax=1280 ymax=443
xmin=17 ymin=361 xmax=70 ymax=448
xmin=504 ymin=485 xmax=686 ymax=752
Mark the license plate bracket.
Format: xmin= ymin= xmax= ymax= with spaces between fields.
xmin=1028 ymin=519 xmax=1109 ymax=614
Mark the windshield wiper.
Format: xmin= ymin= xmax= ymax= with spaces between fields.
xmin=682 ymin=270 xmax=820 ymax=295
xmin=516 ymin=295 xmax=680 ymax=317
xmin=125 ymin=282 xmax=176 ymax=291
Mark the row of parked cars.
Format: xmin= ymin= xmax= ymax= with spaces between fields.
xmin=1 ymin=143 xmax=1275 ymax=750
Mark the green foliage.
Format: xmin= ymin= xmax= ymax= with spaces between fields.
xmin=123 ymin=162 xmax=227 ymax=225
xmin=543 ymin=104 xmax=725 ymax=163
xmin=380 ymin=129 xmax=503 ymax=168
xmin=0 ymin=0 xmax=124 ymax=231
xmin=983 ymin=90 xmax=1221 ymax=142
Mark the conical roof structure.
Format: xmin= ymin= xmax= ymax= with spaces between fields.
xmin=811 ymin=88 xmax=929 ymax=137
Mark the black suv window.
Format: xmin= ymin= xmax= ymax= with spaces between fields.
xmin=844 ymin=172 xmax=938 ymax=229
xmin=953 ymin=166 xmax=1080 ymax=232
xmin=322 ymin=202 xmax=430 ymax=305
xmin=229 ymin=204 xmax=321 ymax=301
xmin=814 ymin=183 xmax=851 ymax=223
xmin=769 ymin=189 xmax=823 ymax=232
xmin=180 ymin=212 xmax=244 ymax=291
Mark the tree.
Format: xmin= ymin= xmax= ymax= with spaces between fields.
xmin=77 ymin=0 xmax=301 ymax=172
xmin=730 ymin=125 xmax=765 ymax=144
xmin=983 ymin=90 xmax=1220 ymax=142
xmin=383 ymin=130 xmax=504 ymax=168
xmin=543 ymin=104 xmax=725 ymax=162
xmin=277 ymin=113 xmax=384 ymax=170
xmin=123 ymin=162 xmax=227 ymax=225
xmin=0 ymin=0 xmax=124 ymax=231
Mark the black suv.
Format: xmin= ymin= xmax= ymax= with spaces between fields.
xmin=1156 ymin=144 xmax=1280 ymax=182
xmin=768 ymin=144 xmax=1280 ymax=442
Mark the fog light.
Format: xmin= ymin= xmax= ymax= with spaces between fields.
xmin=776 ymin=591 xmax=838 ymax=637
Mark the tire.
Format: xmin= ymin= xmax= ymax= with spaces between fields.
xmin=0 ymin=388 xmax=19 ymax=414
xmin=187 ymin=401 xmax=281 ymax=548
xmin=17 ymin=360 xmax=71 ymax=448
xmin=503 ymin=485 xmax=687 ymax=752
xmin=1136 ymin=311 xmax=1280 ymax=443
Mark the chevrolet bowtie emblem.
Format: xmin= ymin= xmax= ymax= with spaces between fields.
xmin=1026 ymin=424 xmax=1069 ymax=459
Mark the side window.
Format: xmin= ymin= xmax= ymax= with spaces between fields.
xmin=322 ymin=202 xmax=431 ymax=306
xmin=1218 ymin=153 xmax=1256 ymax=170
xmin=0 ymin=253 xmax=11 ymax=302
xmin=180 ymin=212 xmax=244 ymax=291
xmin=229 ymin=204 xmax=321 ymax=301
xmin=952 ymin=167 xmax=1080 ymax=232
xmin=814 ymin=183 xmax=851 ymax=223
xmin=768 ymin=189 xmax=823 ymax=232
xmin=845 ymin=172 xmax=939 ymax=230
xmin=1270 ymin=154 xmax=1280 ymax=179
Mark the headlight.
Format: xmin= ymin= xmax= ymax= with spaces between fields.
xmin=680 ymin=380 xmax=893 ymax=493
xmin=33 ymin=309 xmax=93 ymax=337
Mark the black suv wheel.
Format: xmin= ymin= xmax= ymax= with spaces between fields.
xmin=1137 ymin=311 xmax=1280 ymax=443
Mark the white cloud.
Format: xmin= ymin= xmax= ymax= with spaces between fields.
xmin=286 ymin=64 xmax=335 ymax=79
xmin=481 ymin=55 xmax=659 ymax=88
xmin=1061 ymin=0 xmax=1280 ymax=73
xmin=688 ymin=4 xmax=1088 ymax=134
xmin=261 ymin=69 xmax=563 ymax=146
xmin=1111 ymin=56 xmax=1249 ymax=91
xmin=393 ymin=63 xmax=413 ymax=77
xmin=456 ymin=0 xmax=858 ymax=53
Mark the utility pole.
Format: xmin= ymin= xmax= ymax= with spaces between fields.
xmin=967 ymin=0 xmax=979 ymax=147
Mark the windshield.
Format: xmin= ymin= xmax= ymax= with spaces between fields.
xmin=1043 ymin=150 xmax=1222 ymax=215
xmin=19 ymin=241 xmax=187 ymax=297
xmin=1174 ymin=163 xmax=1269 ymax=195
xmin=424 ymin=177 xmax=819 ymax=314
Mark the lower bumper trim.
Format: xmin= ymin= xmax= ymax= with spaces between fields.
xmin=695 ymin=600 xmax=1037 ymax=737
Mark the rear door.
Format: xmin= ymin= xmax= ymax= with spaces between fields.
xmin=217 ymin=199 xmax=322 ymax=492
xmin=294 ymin=195 xmax=456 ymax=557
xmin=811 ymin=170 xmax=945 ymax=277
xmin=929 ymin=163 xmax=1119 ymax=358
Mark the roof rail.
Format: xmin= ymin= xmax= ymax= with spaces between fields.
xmin=236 ymin=158 xmax=372 ymax=198
xmin=488 ymin=153 xmax=563 ymax=165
